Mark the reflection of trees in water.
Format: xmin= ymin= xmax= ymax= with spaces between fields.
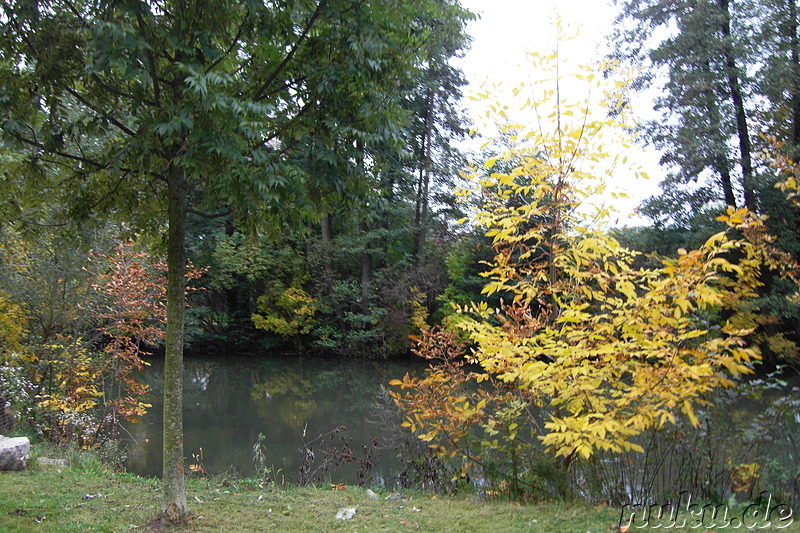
xmin=248 ymin=359 xmax=426 ymax=437
xmin=187 ymin=360 xmax=216 ymax=391
xmin=124 ymin=356 xmax=429 ymax=479
xmin=251 ymin=372 xmax=317 ymax=430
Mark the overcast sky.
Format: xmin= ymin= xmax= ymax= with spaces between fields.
xmin=454 ymin=0 xmax=662 ymax=224
xmin=456 ymin=0 xmax=616 ymax=84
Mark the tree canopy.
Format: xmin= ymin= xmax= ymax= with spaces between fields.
xmin=0 ymin=0 xmax=474 ymax=520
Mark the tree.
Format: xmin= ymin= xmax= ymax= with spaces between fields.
xmin=743 ymin=0 xmax=800 ymax=160
xmin=392 ymin=36 xmax=795 ymax=492
xmin=610 ymin=0 xmax=800 ymax=366
xmin=1 ymin=0 xmax=473 ymax=520
xmin=611 ymin=0 xmax=758 ymax=221
xmin=92 ymin=239 xmax=166 ymax=434
xmin=409 ymin=56 xmax=471 ymax=268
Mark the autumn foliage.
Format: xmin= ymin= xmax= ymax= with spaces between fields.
xmin=34 ymin=240 xmax=167 ymax=443
xmin=91 ymin=240 xmax=167 ymax=428
xmin=391 ymin=35 xmax=799 ymax=493
xmin=31 ymin=239 xmax=204 ymax=445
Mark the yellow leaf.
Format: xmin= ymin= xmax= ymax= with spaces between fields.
xmin=682 ymin=400 xmax=699 ymax=426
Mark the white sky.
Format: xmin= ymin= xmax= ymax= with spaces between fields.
xmin=454 ymin=0 xmax=664 ymax=225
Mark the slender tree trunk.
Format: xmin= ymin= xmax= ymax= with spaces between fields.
xmin=223 ymin=218 xmax=239 ymax=321
xmin=701 ymin=72 xmax=738 ymax=207
xmin=719 ymin=0 xmax=756 ymax=211
xmin=321 ymin=212 xmax=334 ymax=284
xmin=360 ymin=220 xmax=372 ymax=314
xmin=356 ymin=145 xmax=371 ymax=314
xmin=162 ymin=161 xmax=188 ymax=522
xmin=320 ymin=212 xmax=344 ymax=327
xmin=414 ymin=88 xmax=435 ymax=267
xmin=789 ymin=0 xmax=800 ymax=160
xmin=714 ymin=155 xmax=737 ymax=208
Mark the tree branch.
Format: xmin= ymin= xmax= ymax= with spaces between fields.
xmin=206 ymin=12 xmax=248 ymax=74
xmin=253 ymin=0 xmax=326 ymax=102
xmin=90 ymin=73 xmax=158 ymax=107
xmin=65 ymin=87 xmax=138 ymax=138
xmin=135 ymin=11 xmax=162 ymax=106
xmin=6 ymin=130 xmax=107 ymax=169
xmin=251 ymin=99 xmax=314 ymax=151
xmin=186 ymin=207 xmax=233 ymax=219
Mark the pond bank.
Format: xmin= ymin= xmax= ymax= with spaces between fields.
xmin=3 ymin=453 xmax=800 ymax=532
xmin=0 ymin=451 xmax=620 ymax=533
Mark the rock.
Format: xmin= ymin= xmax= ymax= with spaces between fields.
xmin=36 ymin=458 xmax=69 ymax=468
xmin=335 ymin=507 xmax=356 ymax=520
xmin=0 ymin=434 xmax=30 ymax=471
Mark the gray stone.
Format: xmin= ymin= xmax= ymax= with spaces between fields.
xmin=37 ymin=457 xmax=69 ymax=468
xmin=0 ymin=434 xmax=30 ymax=471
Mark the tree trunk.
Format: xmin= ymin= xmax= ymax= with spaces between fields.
xmin=789 ymin=0 xmax=800 ymax=160
xmin=414 ymin=88 xmax=436 ymax=267
xmin=321 ymin=211 xmax=334 ymax=286
xmin=162 ymin=162 xmax=188 ymax=523
xmin=714 ymin=155 xmax=737 ymax=208
xmin=223 ymin=218 xmax=238 ymax=314
xmin=360 ymin=220 xmax=372 ymax=314
xmin=355 ymin=145 xmax=372 ymax=314
xmin=701 ymin=69 xmax=738 ymax=208
xmin=719 ymin=0 xmax=756 ymax=211
xmin=320 ymin=212 xmax=344 ymax=327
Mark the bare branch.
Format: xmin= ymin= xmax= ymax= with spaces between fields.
xmin=90 ymin=73 xmax=158 ymax=107
xmin=6 ymin=130 xmax=107 ymax=169
xmin=65 ymin=87 xmax=137 ymax=138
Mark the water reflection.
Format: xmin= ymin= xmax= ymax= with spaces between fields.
xmin=123 ymin=354 xmax=423 ymax=485
xmin=251 ymin=371 xmax=318 ymax=430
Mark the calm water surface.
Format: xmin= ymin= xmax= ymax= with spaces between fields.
xmin=123 ymin=354 xmax=424 ymax=486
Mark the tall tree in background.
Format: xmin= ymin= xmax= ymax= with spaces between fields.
xmin=410 ymin=63 xmax=470 ymax=267
xmin=611 ymin=0 xmax=757 ymax=223
xmin=0 ymin=0 xmax=472 ymax=521
xmin=611 ymin=0 xmax=800 ymax=364
xmin=746 ymin=0 xmax=800 ymax=159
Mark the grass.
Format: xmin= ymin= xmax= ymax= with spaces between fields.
xmin=1 ymin=446 xmax=799 ymax=532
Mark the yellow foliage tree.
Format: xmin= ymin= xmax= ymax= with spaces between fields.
xmin=392 ymin=27 xmax=797 ymax=478
xmin=0 ymin=291 xmax=26 ymax=361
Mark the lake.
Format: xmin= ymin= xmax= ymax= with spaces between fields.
xmin=123 ymin=354 xmax=425 ymax=487
xmin=123 ymin=354 xmax=800 ymax=503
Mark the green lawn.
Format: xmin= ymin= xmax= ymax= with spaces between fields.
xmin=1 ymin=455 xmax=798 ymax=532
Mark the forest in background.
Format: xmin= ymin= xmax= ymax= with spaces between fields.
xmin=1 ymin=0 xmax=799 ymax=521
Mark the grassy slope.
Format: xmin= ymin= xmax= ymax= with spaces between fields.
xmin=1 ymin=459 xmax=798 ymax=532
